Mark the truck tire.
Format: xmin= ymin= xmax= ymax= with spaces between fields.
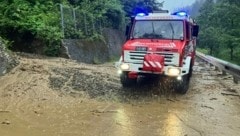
xmin=173 ymin=74 xmax=190 ymax=94
xmin=120 ymin=72 xmax=137 ymax=87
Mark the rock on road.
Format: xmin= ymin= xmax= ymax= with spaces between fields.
xmin=0 ymin=54 xmax=240 ymax=136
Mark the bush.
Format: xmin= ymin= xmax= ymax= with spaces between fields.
xmin=0 ymin=0 xmax=62 ymax=56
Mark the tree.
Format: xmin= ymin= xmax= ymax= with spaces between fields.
xmin=187 ymin=0 xmax=205 ymax=17
xmin=214 ymin=0 xmax=240 ymax=61
xmin=197 ymin=0 xmax=217 ymax=54
xmin=120 ymin=0 xmax=164 ymax=16
xmin=196 ymin=0 xmax=240 ymax=64
xmin=0 ymin=0 xmax=63 ymax=55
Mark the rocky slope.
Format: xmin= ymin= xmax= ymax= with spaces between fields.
xmin=0 ymin=39 xmax=18 ymax=76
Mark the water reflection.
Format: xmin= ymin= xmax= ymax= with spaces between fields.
xmin=162 ymin=111 xmax=183 ymax=136
xmin=113 ymin=104 xmax=185 ymax=136
xmin=113 ymin=106 xmax=133 ymax=136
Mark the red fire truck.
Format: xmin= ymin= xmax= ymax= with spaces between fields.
xmin=116 ymin=10 xmax=199 ymax=94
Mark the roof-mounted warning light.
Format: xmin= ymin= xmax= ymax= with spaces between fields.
xmin=136 ymin=13 xmax=147 ymax=17
xmin=133 ymin=7 xmax=149 ymax=16
xmin=172 ymin=11 xmax=188 ymax=17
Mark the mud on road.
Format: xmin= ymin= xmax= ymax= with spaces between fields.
xmin=0 ymin=54 xmax=240 ymax=136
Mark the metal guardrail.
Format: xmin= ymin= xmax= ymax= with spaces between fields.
xmin=196 ymin=51 xmax=240 ymax=84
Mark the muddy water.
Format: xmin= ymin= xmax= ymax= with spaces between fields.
xmin=0 ymin=56 xmax=240 ymax=136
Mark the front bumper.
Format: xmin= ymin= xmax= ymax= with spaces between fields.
xmin=115 ymin=56 xmax=191 ymax=77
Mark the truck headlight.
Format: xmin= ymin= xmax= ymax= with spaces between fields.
xmin=120 ymin=63 xmax=130 ymax=70
xmin=167 ymin=68 xmax=181 ymax=76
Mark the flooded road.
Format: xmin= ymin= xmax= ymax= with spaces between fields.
xmin=0 ymin=55 xmax=240 ymax=136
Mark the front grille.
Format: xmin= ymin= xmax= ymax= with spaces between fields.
xmin=129 ymin=51 xmax=146 ymax=61
xmin=124 ymin=51 xmax=179 ymax=66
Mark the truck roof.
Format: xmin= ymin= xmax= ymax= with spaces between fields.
xmin=135 ymin=12 xmax=194 ymax=23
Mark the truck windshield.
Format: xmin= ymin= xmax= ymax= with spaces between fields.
xmin=132 ymin=20 xmax=184 ymax=40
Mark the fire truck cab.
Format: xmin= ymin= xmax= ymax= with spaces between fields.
xmin=116 ymin=10 xmax=199 ymax=94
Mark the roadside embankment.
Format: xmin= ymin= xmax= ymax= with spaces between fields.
xmin=0 ymin=39 xmax=18 ymax=76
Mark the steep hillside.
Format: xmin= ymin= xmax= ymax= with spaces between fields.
xmin=0 ymin=40 xmax=18 ymax=76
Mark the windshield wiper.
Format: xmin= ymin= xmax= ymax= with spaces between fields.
xmin=169 ymin=23 xmax=174 ymax=42
xmin=151 ymin=22 xmax=156 ymax=39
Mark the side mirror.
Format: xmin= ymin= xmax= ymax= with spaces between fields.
xmin=125 ymin=25 xmax=132 ymax=40
xmin=192 ymin=25 xmax=199 ymax=37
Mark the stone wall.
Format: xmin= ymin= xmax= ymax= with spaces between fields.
xmin=62 ymin=28 xmax=125 ymax=64
xmin=102 ymin=28 xmax=125 ymax=58
xmin=62 ymin=39 xmax=109 ymax=64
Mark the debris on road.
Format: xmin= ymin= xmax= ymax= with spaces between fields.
xmin=1 ymin=120 xmax=10 ymax=125
xmin=224 ymin=88 xmax=237 ymax=93
xmin=221 ymin=93 xmax=240 ymax=97
xmin=0 ymin=54 xmax=240 ymax=136
xmin=201 ymin=105 xmax=214 ymax=110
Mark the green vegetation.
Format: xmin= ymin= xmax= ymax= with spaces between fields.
xmin=194 ymin=0 xmax=240 ymax=65
xmin=0 ymin=0 xmax=64 ymax=56
xmin=0 ymin=0 xmax=163 ymax=56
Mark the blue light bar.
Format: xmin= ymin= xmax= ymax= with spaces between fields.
xmin=177 ymin=12 xmax=187 ymax=16
xmin=171 ymin=11 xmax=188 ymax=17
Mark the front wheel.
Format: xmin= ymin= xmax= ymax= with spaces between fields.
xmin=120 ymin=72 xmax=137 ymax=87
xmin=173 ymin=74 xmax=190 ymax=94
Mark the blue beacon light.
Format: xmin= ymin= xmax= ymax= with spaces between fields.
xmin=176 ymin=11 xmax=187 ymax=16
xmin=136 ymin=13 xmax=146 ymax=17
xmin=172 ymin=11 xmax=188 ymax=17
